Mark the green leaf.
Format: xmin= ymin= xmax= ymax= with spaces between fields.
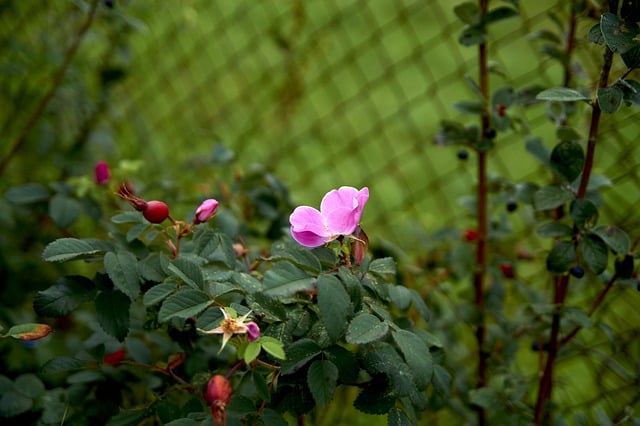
xmin=33 ymin=275 xmax=96 ymax=317
xmin=579 ymin=234 xmax=608 ymax=275
xmin=323 ymin=345 xmax=359 ymax=384
xmin=550 ymin=140 xmax=584 ymax=182
xmin=95 ymin=290 xmax=131 ymax=341
xmin=592 ymin=225 xmax=630 ymax=255
xmin=392 ymin=329 xmax=433 ymax=388
xmin=41 ymin=356 xmax=86 ymax=374
xmin=546 ymin=241 xmax=576 ymax=274
xmin=533 ymin=185 xmax=573 ymax=210
xmin=570 ymin=199 xmax=598 ymax=230
xmin=14 ymin=374 xmax=45 ymax=399
xmin=158 ymin=289 xmax=212 ymax=323
xmin=164 ymin=419 xmax=198 ymax=426
xmin=346 ymin=313 xmax=389 ymax=344
xmin=536 ymin=222 xmax=573 ymax=238
xmin=263 ymin=262 xmax=316 ymax=297
xmin=525 ymin=136 xmax=551 ymax=167
xmin=453 ymin=2 xmax=480 ymax=24
xmin=49 ymin=194 xmax=81 ymax=228
xmin=431 ymin=364 xmax=452 ymax=398
xmin=536 ymin=87 xmax=590 ymax=102
xmin=42 ymin=238 xmax=113 ymax=262
xmin=597 ymin=86 xmax=624 ymax=113
xmin=104 ymin=251 xmax=141 ymax=300
xmin=388 ymin=407 xmax=412 ymax=426
xmin=167 ymin=256 xmax=204 ymax=290
xmin=243 ymin=341 xmax=261 ymax=365
xmin=142 ymin=282 xmax=176 ymax=306
xmin=280 ymin=339 xmax=322 ymax=375
xmin=600 ymin=12 xmax=639 ymax=53
xmin=0 ymin=390 xmax=32 ymax=417
xmin=622 ymin=44 xmax=640 ymax=68
xmin=258 ymin=336 xmax=286 ymax=359
xmin=307 ymin=360 xmax=339 ymax=405
xmin=353 ymin=375 xmax=396 ymax=415
xmin=459 ymin=24 xmax=486 ymax=46
xmin=469 ymin=387 xmax=501 ymax=409
xmin=368 ymin=257 xmax=397 ymax=276
xmin=483 ymin=6 xmax=518 ymax=26
xmin=453 ymin=100 xmax=485 ymax=115
xmin=317 ymin=275 xmax=351 ymax=342
xmin=389 ymin=285 xmax=412 ymax=310
xmin=4 ymin=183 xmax=49 ymax=204
xmin=588 ymin=23 xmax=605 ymax=45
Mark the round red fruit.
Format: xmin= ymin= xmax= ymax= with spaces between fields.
xmin=143 ymin=200 xmax=170 ymax=223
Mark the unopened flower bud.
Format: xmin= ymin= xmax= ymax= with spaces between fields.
xmin=205 ymin=375 xmax=232 ymax=426
xmin=194 ymin=199 xmax=219 ymax=224
xmin=94 ymin=161 xmax=111 ymax=185
xmin=245 ymin=322 xmax=260 ymax=342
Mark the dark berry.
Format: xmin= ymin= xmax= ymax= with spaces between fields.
xmin=104 ymin=0 xmax=114 ymax=8
xmin=457 ymin=150 xmax=469 ymax=160
xmin=496 ymin=104 xmax=507 ymax=117
xmin=506 ymin=201 xmax=518 ymax=212
xmin=499 ymin=263 xmax=515 ymax=279
xmin=570 ymin=266 xmax=585 ymax=279
xmin=143 ymin=200 xmax=170 ymax=224
xmin=484 ymin=128 xmax=497 ymax=139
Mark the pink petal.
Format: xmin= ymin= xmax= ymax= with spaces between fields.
xmin=289 ymin=206 xmax=331 ymax=247
xmin=324 ymin=205 xmax=358 ymax=235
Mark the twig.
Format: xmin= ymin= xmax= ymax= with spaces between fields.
xmin=0 ymin=0 xmax=101 ymax=175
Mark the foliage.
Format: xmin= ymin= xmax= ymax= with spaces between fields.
xmin=2 ymin=1 xmax=640 ymax=426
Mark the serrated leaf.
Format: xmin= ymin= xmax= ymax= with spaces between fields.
xmin=388 ymin=285 xmax=412 ymax=310
xmin=243 ymin=341 xmax=261 ymax=365
xmin=4 ymin=183 xmax=49 ymax=204
xmin=280 ymin=338 xmax=322 ymax=375
xmin=600 ymin=12 xmax=639 ymax=53
xmin=158 ymin=289 xmax=212 ymax=323
xmin=263 ymin=262 xmax=316 ymax=297
xmin=232 ymin=272 xmax=262 ymax=294
xmin=0 ymin=390 xmax=32 ymax=417
xmin=536 ymin=222 xmax=573 ymax=238
xmin=570 ymin=199 xmax=598 ymax=230
xmin=392 ymin=329 xmax=433 ymax=388
xmin=353 ymin=375 xmax=396 ymax=415
xmin=41 ymin=356 xmax=86 ymax=375
xmin=547 ymin=241 xmax=576 ymax=274
xmin=14 ymin=374 xmax=45 ymax=399
xmin=105 ymin=251 xmax=141 ymax=300
xmin=388 ymin=407 xmax=412 ymax=426
xmin=346 ymin=313 xmax=389 ymax=344
xmin=597 ymin=86 xmax=624 ymax=113
xmin=431 ymin=364 xmax=452 ymax=398
xmin=536 ymin=87 xmax=590 ymax=102
xmin=259 ymin=336 xmax=286 ymax=359
xmin=48 ymin=194 xmax=81 ymax=228
xmin=5 ymin=323 xmax=53 ymax=341
xmin=368 ymin=257 xmax=397 ymax=276
xmin=95 ymin=290 xmax=131 ymax=341
xmin=33 ymin=275 xmax=96 ymax=317
xmin=588 ymin=23 xmax=605 ymax=44
xmin=592 ymin=225 xmax=630 ymax=255
xmin=167 ymin=256 xmax=204 ymax=290
xmin=579 ymin=234 xmax=608 ymax=275
xmin=550 ymin=140 xmax=584 ymax=182
xmin=533 ymin=185 xmax=573 ymax=210
xmin=307 ymin=360 xmax=339 ymax=405
xmin=142 ymin=282 xmax=176 ymax=306
xmin=42 ymin=238 xmax=113 ymax=262
xmin=317 ymin=275 xmax=351 ymax=342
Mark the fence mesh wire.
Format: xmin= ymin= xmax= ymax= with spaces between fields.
xmin=2 ymin=0 xmax=640 ymax=422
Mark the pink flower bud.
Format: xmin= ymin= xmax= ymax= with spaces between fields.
xmin=94 ymin=161 xmax=111 ymax=185
xmin=194 ymin=198 xmax=219 ymax=224
xmin=245 ymin=322 xmax=260 ymax=342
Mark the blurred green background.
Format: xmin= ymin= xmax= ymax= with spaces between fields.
xmin=2 ymin=0 xmax=640 ymax=423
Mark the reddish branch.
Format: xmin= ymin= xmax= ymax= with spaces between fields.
xmin=533 ymin=6 xmax=616 ymax=422
xmin=474 ymin=1 xmax=490 ymax=425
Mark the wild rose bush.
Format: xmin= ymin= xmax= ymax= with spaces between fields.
xmin=26 ymin=175 xmax=438 ymax=425
xmin=3 ymin=1 xmax=640 ymax=426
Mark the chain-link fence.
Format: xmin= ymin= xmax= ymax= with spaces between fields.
xmin=2 ymin=0 xmax=640 ymax=422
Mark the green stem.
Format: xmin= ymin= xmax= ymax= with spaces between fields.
xmin=0 ymin=0 xmax=101 ymax=175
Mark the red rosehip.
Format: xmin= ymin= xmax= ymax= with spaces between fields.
xmin=496 ymin=103 xmax=507 ymax=117
xmin=499 ymin=263 xmax=515 ymax=279
xmin=143 ymin=200 xmax=170 ymax=223
xmin=103 ymin=349 xmax=126 ymax=366
xmin=463 ymin=228 xmax=480 ymax=242
xmin=205 ymin=375 xmax=232 ymax=426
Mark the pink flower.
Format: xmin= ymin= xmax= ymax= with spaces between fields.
xmin=94 ymin=161 xmax=110 ymax=185
xmin=194 ymin=199 xmax=219 ymax=224
xmin=289 ymin=186 xmax=369 ymax=247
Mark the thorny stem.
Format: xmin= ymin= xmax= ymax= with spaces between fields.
xmin=0 ymin=0 xmax=101 ymax=175
xmin=474 ymin=1 xmax=489 ymax=425
xmin=534 ymin=2 xmax=616 ymax=422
